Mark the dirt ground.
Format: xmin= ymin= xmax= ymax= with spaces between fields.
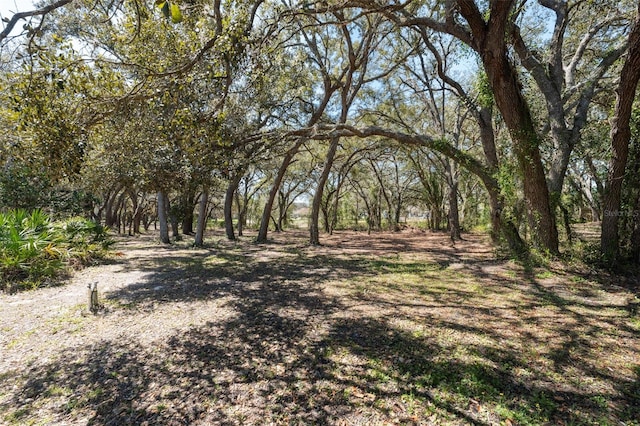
xmin=1 ymin=228 xmax=639 ymax=425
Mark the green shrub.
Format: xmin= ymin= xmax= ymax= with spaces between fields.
xmin=0 ymin=210 xmax=112 ymax=292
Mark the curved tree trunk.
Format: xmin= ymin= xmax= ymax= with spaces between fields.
xmin=105 ymin=188 xmax=124 ymax=229
xmin=601 ymin=4 xmax=640 ymax=262
xmin=310 ymin=137 xmax=340 ymax=245
xmin=453 ymin=0 xmax=558 ymax=253
xmin=257 ymin=139 xmax=305 ymax=243
xmin=485 ymin=62 xmax=558 ymax=252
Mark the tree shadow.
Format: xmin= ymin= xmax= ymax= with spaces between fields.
xmin=10 ymin=305 xmax=632 ymax=425
xmin=3 ymin=232 xmax=639 ymax=425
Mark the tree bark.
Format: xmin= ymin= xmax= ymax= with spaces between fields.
xmin=445 ymin=159 xmax=462 ymax=240
xmin=166 ymin=194 xmax=179 ymax=239
xmin=310 ymin=137 xmax=340 ymax=245
xmin=235 ymin=191 xmax=244 ymax=237
xmin=448 ymin=180 xmax=461 ymax=240
xmin=470 ymin=1 xmax=558 ymax=253
xmin=277 ymin=189 xmax=288 ymax=232
xmin=127 ymin=188 xmax=142 ymax=235
xmin=224 ymin=173 xmax=243 ymax=241
xmin=195 ymin=188 xmax=208 ymax=247
xmin=157 ymin=191 xmax=170 ymax=244
xmin=180 ymin=186 xmax=196 ymax=235
xmin=256 ymin=139 xmax=305 ymax=242
xmin=601 ymin=4 xmax=640 ymax=262
xmin=104 ymin=188 xmax=123 ymax=229
xmin=114 ymin=191 xmax=127 ymax=234
xmin=486 ymin=187 xmax=526 ymax=254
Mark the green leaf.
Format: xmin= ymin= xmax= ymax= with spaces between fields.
xmin=170 ymin=3 xmax=183 ymax=23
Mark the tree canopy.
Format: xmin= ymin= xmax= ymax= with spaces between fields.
xmin=1 ymin=0 xmax=640 ymax=263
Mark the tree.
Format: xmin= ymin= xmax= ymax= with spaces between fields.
xmin=0 ymin=0 xmax=75 ymax=44
xmin=510 ymin=0 xmax=631 ymax=201
xmin=4 ymin=0 xmax=637 ymax=261
xmin=308 ymin=10 xmax=391 ymax=244
xmin=367 ymin=147 xmax=417 ymax=231
xmin=601 ymin=2 xmax=640 ymax=263
xmin=255 ymin=9 xmax=344 ymax=243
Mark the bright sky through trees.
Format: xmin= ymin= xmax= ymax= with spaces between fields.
xmin=0 ymin=0 xmax=35 ymax=37
xmin=0 ymin=0 xmax=34 ymax=18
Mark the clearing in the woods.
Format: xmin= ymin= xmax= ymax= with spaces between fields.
xmin=1 ymin=229 xmax=639 ymax=425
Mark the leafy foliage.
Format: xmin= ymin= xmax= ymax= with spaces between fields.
xmin=0 ymin=209 xmax=112 ymax=291
xmin=0 ymin=163 xmax=52 ymax=211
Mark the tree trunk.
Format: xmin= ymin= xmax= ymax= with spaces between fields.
xmin=224 ymin=174 xmax=243 ymax=241
xmin=448 ymin=181 xmax=461 ymax=240
xmin=376 ymin=188 xmax=383 ymax=230
xmin=277 ymin=190 xmax=287 ymax=232
xmin=322 ymin=203 xmax=331 ymax=234
xmin=484 ymin=183 xmax=527 ymax=254
xmin=181 ymin=188 xmax=196 ymax=235
xmin=104 ymin=188 xmax=121 ymax=229
xmin=445 ymin=160 xmax=462 ymax=240
xmin=476 ymin=106 xmax=529 ymax=251
xmin=127 ymin=188 xmax=141 ymax=235
xmin=455 ymin=0 xmax=558 ymax=253
xmin=601 ymin=4 xmax=640 ymax=262
xmin=170 ymin=213 xmax=179 ymax=239
xmin=559 ymin=203 xmax=573 ymax=244
xmin=257 ymin=139 xmax=304 ymax=242
xmin=484 ymin=59 xmax=558 ymax=253
xmin=234 ymin=191 xmax=244 ymax=237
xmin=571 ymin=174 xmax=601 ymax=222
xmin=195 ymin=188 xmax=208 ymax=247
xmin=330 ymin=183 xmax=344 ymax=234
xmin=498 ymin=93 xmax=556 ymax=250
xmin=115 ymin=192 xmax=126 ymax=234
xmin=310 ymin=137 xmax=340 ymax=245
xmin=271 ymin=215 xmax=281 ymax=232
xmin=157 ymin=191 xmax=170 ymax=244
xmin=182 ymin=207 xmax=194 ymax=235
xmin=109 ymin=190 xmax=126 ymax=231
xmin=394 ymin=196 xmax=402 ymax=232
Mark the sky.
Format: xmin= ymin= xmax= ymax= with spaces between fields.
xmin=0 ymin=0 xmax=37 ymax=37
xmin=0 ymin=0 xmax=36 ymax=16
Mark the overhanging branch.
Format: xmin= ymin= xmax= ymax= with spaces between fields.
xmin=0 ymin=0 xmax=75 ymax=43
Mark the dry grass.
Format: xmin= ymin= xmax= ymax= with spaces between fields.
xmin=0 ymin=229 xmax=638 ymax=425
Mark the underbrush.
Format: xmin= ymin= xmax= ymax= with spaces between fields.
xmin=0 ymin=209 xmax=113 ymax=292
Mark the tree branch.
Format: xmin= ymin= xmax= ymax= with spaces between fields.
xmin=0 ymin=0 xmax=75 ymax=43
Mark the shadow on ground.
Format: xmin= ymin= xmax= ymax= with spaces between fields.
xmin=3 ymin=231 xmax=639 ymax=425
